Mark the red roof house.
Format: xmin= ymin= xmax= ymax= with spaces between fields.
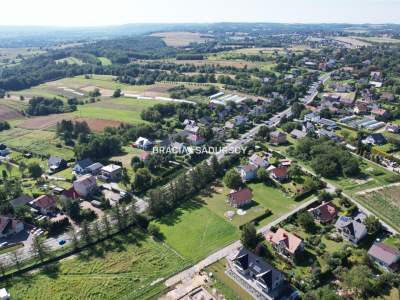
xmin=309 ymin=202 xmax=338 ymax=223
xmin=227 ymin=188 xmax=253 ymax=208
xmin=266 ymin=228 xmax=304 ymax=259
xmin=30 ymin=195 xmax=56 ymax=215
xmin=270 ymin=167 xmax=289 ymax=182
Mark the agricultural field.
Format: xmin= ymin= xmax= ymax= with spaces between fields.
xmin=355 ymin=185 xmax=400 ymax=232
xmin=355 ymin=36 xmax=400 ymax=44
xmin=332 ymin=36 xmax=371 ymax=48
xmin=0 ymin=103 xmax=24 ymax=121
xmin=0 ymin=128 xmax=75 ymax=160
xmin=55 ymin=56 xmax=84 ymax=65
xmin=153 ymin=200 xmax=240 ymax=262
xmin=10 ymin=75 xmax=180 ymax=101
xmin=5 ymin=230 xmax=189 ymax=300
xmin=73 ymin=99 xmax=157 ymax=125
xmin=150 ymin=31 xmax=213 ymax=47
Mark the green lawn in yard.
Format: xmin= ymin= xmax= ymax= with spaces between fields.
xmin=53 ymin=167 xmax=74 ymax=181
xmin=5 ymin=230 xmax=188 ymax=300
xmin=98 ymin=57 xmax=112 ymax=66
xmin=248 ymin=183 xmax=306 ymax=227
xmin=201 ymin=182 xmax=267 ymax=227
xmin=153 ymin=200 xmax=240 ymax=262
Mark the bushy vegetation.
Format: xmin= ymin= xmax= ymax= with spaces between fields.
xmin=26 ymin=97 xmax=76 ymax=116
xmin=289 ymin=137 xmax=360 ymax=178
xmin=0 ymin=121 xmax=10 ymax=132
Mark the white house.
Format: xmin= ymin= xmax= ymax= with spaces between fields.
xmin=73 ymin=174 xmax=98 ymax=198
xmin=100 ymin=164 xmax=122 ymax=182
xmin=134 ymin=137 xmax=153 ymax=150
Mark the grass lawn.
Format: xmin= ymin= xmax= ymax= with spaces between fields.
xmin=5 ymin=230 xmax=188 ymax=300
xmin=206 ymin=259 xmax=253 ymax=300
xmin=248 ymin=183 xmax=307 ymax=227
xmin=53 ymin=167 xmax=74 ymax=181
xmin=153 ymin=200 xmax=240 ymax=262
xmin=201 ymin=182 xmax=267 ymax=227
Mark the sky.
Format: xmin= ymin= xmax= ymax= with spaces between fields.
xmin=0 ymin=0 xmax=399 ymax=27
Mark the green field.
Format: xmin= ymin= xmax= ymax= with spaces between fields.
xmin=0 ymin=128 xmax=75 ymax=160
xmin=154 ymin=200 xmax=240 ymax=262
xmin=56 ymin=56 xmax=84 ymax=65
xmin=5 ymin=231 xmax=188 ymax=300
xmin=98 ymin=57 xmax=112 ymax=66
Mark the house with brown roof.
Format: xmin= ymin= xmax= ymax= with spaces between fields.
xmin=308 ymin=202 xmax=338 ymax=224
xmin=0 ymin=216 xmax=24 ymax=238
xmin=270 ymin=167 xmax=289 ymax=182
xmin=227 ymin=188 xmax=253 ymax=208
xmin=368 ymin=243 xmax=400 ymax=271
xmin=29 ymin=195 xmax=56 ymax=215
xmin=266 ymin=228 xmax=304 ymax=259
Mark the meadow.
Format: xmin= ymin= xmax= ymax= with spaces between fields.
xmin=153 ymin=200 xmax=240 ymax=262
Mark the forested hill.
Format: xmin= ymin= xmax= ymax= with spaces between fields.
xmin=0 ymin=36 xmax=177 ymax=91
